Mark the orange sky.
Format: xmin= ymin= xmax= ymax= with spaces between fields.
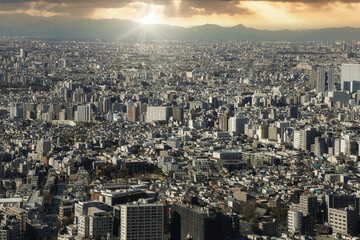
xmin=1 ymin=0 xmax=360 ymax=29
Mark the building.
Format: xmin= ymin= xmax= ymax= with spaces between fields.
xmin=228 ymin=115 xmax=248 ymax=135
xmin=127 ymin=105 xmax=140 ymax=122
xmin=172 ymin=106 xmax=184 ymax=122
xmin=325 ymin=194 xmax=359 ymax=221
xmin=120 ymin=203 xmax=164 ymax=240
xmin=9 ymin=103 xmax=23 ymax=119
xmin=316 ymin=67 xmax=326 ymax=93
xmin=171 ymin=204 xmax=232 ymax=240
xmin=328 ymin=66 xmax=335 ymax=91
xmin=146 ymin=106 xmax=170 ymax=122
xmin=329 ymin=207 xmax=357 ymax=236
xmin=75 ymin=201 xmax=113 ymax=238
xmin=297 ymin=194 xmax=318 ymax=217
xmin=37 ymin=138 xmax=51 ymax=154
xmin=0 ymin=215 xmax=20 ymax=240
xmin=74 ymin=104 xmax=93 ymax=122
xmin=288 ymin=210 xmax=302 ymax=233
xmin=288 ymin=106 xmax=299 ymax=119
xmin=88 ymin=207 xmax=113 ymax=239
xmin=253 ymin=218 xmax=277 ymax=236
xmin=0 ymin=207 xmax=27 ymax=233
xmin=293 ymin=128 xmax=317 ymax=151
xmin=341 ymin=64 xmax=360 ymax=93
xmin=212 ymin=151 xmax=243 ymax=171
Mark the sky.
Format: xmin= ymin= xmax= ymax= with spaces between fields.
xmin=0 ymin=0 xmax=360 ymax=30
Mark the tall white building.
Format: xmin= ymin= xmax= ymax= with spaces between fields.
xmin=75 ymin=104 xmax=93 ymax=122
xmin=341 ymin=64 xmax=360 ymax=93
xmin=288 ymin=210 xmax=303 ymax=233
xmin=120 ymin=203 xmax=164 ymax=240
xmin=146 ymin=106 xmax=170 ymax=122
xmin=228 ymin=115 xmax=248 ymax=135
xmin=75 ymin=201 xmax=113 ymax=238
xmin=9 ymin=103 xmax=23 ymax=119
xmin=293 ymin=130 xmax=304 ymax=150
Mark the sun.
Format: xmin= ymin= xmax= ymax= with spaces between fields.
xmin=138 ymin=13 xmax=161 ymax=25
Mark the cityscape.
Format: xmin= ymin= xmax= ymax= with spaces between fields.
xmin=1 ymin=1 xmax=360 ymax=240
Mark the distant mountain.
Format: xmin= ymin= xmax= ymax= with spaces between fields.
xmin=1 ymin=14 xmax=360 ymax=41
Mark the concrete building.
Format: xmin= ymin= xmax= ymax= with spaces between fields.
xmin=288 ymin=210 xmax=302 ymax=233
xmin=146 ymin=106 xmax=170 ymax=122
xmin=88 ymin=207 xmax=113 ymax=239
xmin=329 ymin=206 xmax=357 ymax=236
xmin=120 ymin=203 xmax=164 ymax=240
xmin=74 ymin=104 xmax=93 ymax=122
xmin=228 ymin=115 xmax=248 ymax=135
xmin=341 ymin=64 xmax=360 ymax=93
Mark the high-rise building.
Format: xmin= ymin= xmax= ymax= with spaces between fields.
xmin=293 ymin=128 xmax=317 ymax=151
xmin=228 ymin=115 xmax=248 ymax=135
xmin=341 ymin=64 xmax=360 ymax=93
xmin=19 ymin=48 xmax=27 ymax=59
xmin=0 ymin=207 xmax=27 ymax=233
xmin=37 ymin=139 xmax=51 ymax=154
xmin=288 ymin=106 xmax=299 ymax=119
xmin=325 ymin=194 xmax=360 ymax=221
xmin=288 ymin=210 xmax=303 ymax=233
xmin=171 ymin=204 xmax=232 ymax=240
xmin=328 ymin=66 xmax=335 ymax=91
xmin=127 ymin=105 xmax=140 ymax=122
xmin=9 ymin=103 xmax=23 ymax=119
xmin=75 ymin=104 xmax=93 ymax=122
xmin=313 ymin=137 xmax=326 ymax=156
xmin=298 ymin=194 xmax=318 ymax=217
xmin=120 ymin=203 xmax=164 ymax=240
xmin=172 ymin=106 xmax=184 ymax=123
xmin=316 ymin=67 xmax=326 ymax=93
xmin=329 ymin=207 xmax=358 ymax=236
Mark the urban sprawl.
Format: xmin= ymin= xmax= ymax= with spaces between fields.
xmin=1 ymin=38 xmax=360 ymax=240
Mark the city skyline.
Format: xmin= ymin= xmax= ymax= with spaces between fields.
xmin=0 ymin=0 xmax=360 ymax=30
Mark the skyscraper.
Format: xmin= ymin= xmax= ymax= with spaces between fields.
xmin=75 ymin=104 xmax=93 ymax=122
xmin=328 ymin=66 xmax=335 ymax=91
xmin=341 ymin=64 xmax=360 ymax=93
xmin=316 ymin=67 xmax=326 ymax=93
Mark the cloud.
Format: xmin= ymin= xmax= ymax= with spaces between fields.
xmin=0 ymin=0 xmax=253 ymax=18
xmin=0 ymin=0 xmax=359 ymax=19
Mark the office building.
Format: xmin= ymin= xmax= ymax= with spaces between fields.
xmin=316 ymin=67 xmax=326 ymax=93
xmin=146 ymin=106 xmax=170 ymax=122
xmin=171 ymin=204 xmax=232 ymax=240
xmin=329 ymin=207 xmax=357 ymax=236
xmin=74 ymin=104 xmax=93 ymax=122
xmin=228 ymin=115 xmax=248 ymax=135
xmin=341 ymin=64 xmax=360 ymax=93
xmin=288 ymin=210 xmax=302 ymax=233
xmin=120 ymin=203 xmax=164 ymax=240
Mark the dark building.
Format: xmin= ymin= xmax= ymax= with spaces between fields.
xmin=288 ymin=106 xmax=299 ymax=119
xmin=172 ymin=106 xmax=184 ymax=123
xmin=170 ymin=204 xmax=232 ymax=240
xmin=325 ymin=194 xmax=360 ymax=221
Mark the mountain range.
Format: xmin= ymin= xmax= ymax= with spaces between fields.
xmin=1 ymin=14 xmax=360 ymax=41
